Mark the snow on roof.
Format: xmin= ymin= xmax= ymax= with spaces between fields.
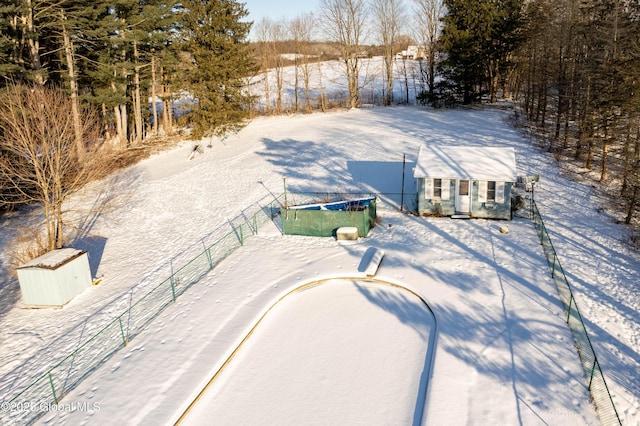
xmin=413 ymin=145 xmax=517 ymax=181
xmin=18 ymin=248 xmax=86 ymax=270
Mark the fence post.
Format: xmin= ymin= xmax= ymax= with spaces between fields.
xmin=531 ymin=182 xmax=536 ymax=218
xmin=530 ymin=198 xmax=534 ymax=220
xmin=283 ymin=177 xmax=288 ymax=208
xmin=118 ymin=315 xmax=128 ymax=346
xmin=362 ymin=209 xmax=366 ymax=237
xmin=239 ymin=224 xmax=244 ymax=245
xmin=401 ymin=153 xmax=406 ymax=212
xmin=204 ymin=241 xmax=214 ymax=270
xmin=48 ymin=372 xmax=58 ymax=405
xmin=567 ymin=295 xmax=573 ymax=323
xmin=589 ymin=359 xmax=598 ymax=390
xmin=170 ymin=277 xmax=176 ymax=302
xmin=254 ymin=214 xmax=258 ymax=235
xmin=169 ymin=261 xmax=177 ymax=302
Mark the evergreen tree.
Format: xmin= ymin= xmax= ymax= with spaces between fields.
xmin=513 ymin=0 xmax=640 ymax=223
xmin=0 ymin=1 xmax=24 ymax=81
xmin=0 ymin=0 xmax=57 ymax=86
xmin=439 ymin=0 xmax=524 ymax=104
xmin=178 ymin=0 xmax=257 ymax=140
xmin=78 ymin=0 xmax=177 ymax=147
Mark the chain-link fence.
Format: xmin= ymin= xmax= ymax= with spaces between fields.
xmin=9 ymin=192 xmax=610 ymax=425
xmin=530 ymin=199 xmax=621 ymax=425
xmin=1 ymin=195 xmax=284 ymax=426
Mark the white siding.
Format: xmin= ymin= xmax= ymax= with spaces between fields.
xmin=478 ymin=181 xmax=487 ymax=203
xmin=496 ymin=182 xmax=505 ymax=203
xmin=441 ymin=179 xmax=450 ymax=201
xmin=424 ymin=178 xmax=434 ymax=199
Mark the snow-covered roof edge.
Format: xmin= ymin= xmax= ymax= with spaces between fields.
xmin=18 ymin=248 xmax=87 ymax=270
xmin=413 ymin=145 xmax=517 ymax=182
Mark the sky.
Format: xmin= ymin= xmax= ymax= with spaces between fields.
xmin=242 ymin=0 xmax=319 ymax=24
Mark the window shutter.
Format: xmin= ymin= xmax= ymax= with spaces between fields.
xmin=478 ymin=181 xmax=487 ymax=203
xmin=441 ymin=179 xmax=450 ymax=200
xmin=424 ymin=178 xmax=433 ymax=199
xmin=496 ymin=182 xmax=505 ymax=203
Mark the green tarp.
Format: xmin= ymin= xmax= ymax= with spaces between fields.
xmin=280 ymin=201 xmax=376 ymax=237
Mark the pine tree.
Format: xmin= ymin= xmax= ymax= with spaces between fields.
xmin=0 ymin=1 xmax=24 ymax=81
xmin=76 ymin=0 xmax=177 ymax=148
xmin=439 ymin=0 xmax=524 ymax=104
xmin=0 ymin=0 xmax=56 ymax=86
xmin=178 ymin=0 xmax=257 ymax=140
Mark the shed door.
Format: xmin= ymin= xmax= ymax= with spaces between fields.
xmin=456 ymin=179 xmax=471 ymax=213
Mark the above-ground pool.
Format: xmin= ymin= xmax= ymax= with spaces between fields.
xmin=177 ymin=278 xmax=437 ymax=425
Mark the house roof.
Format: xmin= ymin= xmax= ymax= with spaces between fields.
xmin=413 ymin=145 xmax=517 ymax=181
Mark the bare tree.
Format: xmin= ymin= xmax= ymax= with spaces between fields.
xmin=291 ymin=13 xmax=316 ymax=113
xmin=0 ymin=85 xmax=104 ymax=253
xmin=270 ymin=19 xmax=287 ymax=114
xmin=254 ymin=19 xmax=273 ymax=115
xmin=372 ymin=0 xmax=407 ymax=106
xmin=319 ymin=0 xmax=369 ymax=108
xmin=255 ymin=18 xmax=287 ymax=114
xmin=413 ymin=0 xmax=445 ymax=105
xmin=317 ymin=61 xmax=328 ymax=112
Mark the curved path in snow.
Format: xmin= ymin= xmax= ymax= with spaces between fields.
xmin=175 ymin=278 xmax=437 ymax=425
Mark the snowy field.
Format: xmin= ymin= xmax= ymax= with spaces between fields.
xmin=31 ymin=210 xmax=597 ymax=425
xmin=0 ymin=105 xmax=638 ymax=425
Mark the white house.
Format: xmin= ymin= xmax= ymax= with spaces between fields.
xmin=396 ymin=45 xmax=426 ymax=60
xmin=413 ymin=145 xmax=517 ymax=220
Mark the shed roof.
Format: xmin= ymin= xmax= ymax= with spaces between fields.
xmin=18 ymin=248 xmax=87 ymax=270
xmin=414 ymin=145 xmax=517 ymax=181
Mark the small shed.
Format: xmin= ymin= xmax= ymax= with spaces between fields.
xmin=17 ymin=248 xmax=92 ymax=308
xmin=414 ymin=145 xmax=517 ymax=220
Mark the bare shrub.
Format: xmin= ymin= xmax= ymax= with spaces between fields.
xmin=0 ymin=84 xmax=106 ymax=258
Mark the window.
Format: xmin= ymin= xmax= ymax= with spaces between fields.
xmin=434 ymin=179 xmax=442 ymax=198
xmin=425 ymin=178 xmax=450 ymax=201
xmin=487 ymin=181 xmax=496 ymax=202
xmin=478 ymin=181 xmax=505 ymax=203
xmin=459 ymin=180 xmax=469 ymax=196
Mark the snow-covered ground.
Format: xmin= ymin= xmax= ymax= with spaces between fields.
xmin=1 ymin=104 xmax=639 ymax=425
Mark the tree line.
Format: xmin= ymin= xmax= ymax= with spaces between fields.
xmin=514 ymin=0 xmax=640 ymax=227
xmin=428 ymin=0 xmax=639 ymax=227
xmin=1 ymin=0 xmax=639 ymax=256
xmin=0 ymin=0 xmax=256 ymax=254
xmin=253 ymin=0 xmax=640 ymax=228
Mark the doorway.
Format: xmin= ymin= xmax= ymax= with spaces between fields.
xmin=456 ymin=180 xmax=471 ymax=213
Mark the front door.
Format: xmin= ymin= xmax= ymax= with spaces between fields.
xmin=456 ymin=179 xmax=471 ymax=213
